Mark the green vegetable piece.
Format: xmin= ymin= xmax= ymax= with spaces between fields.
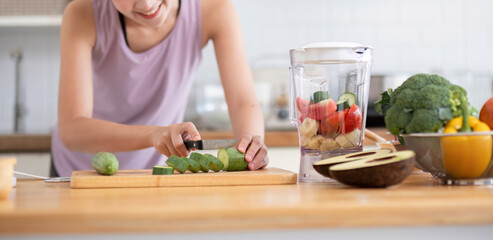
xmin=313 ymin=91 xmax=329 ymax=103
xmin=186 ymin=157 xmax=201 ymax=173
xmin=166 ymin=155 xmax=189 ymax=173
xmin=152 ymin=165 xmax=174 ymax=175
xmin=190 ymin=152 xmax=211 ymax=172
xmin=338 ymin=92 xmax=356 ymax=106
xmin=335 ymin=99 xmax=350 ymax=111
xmin=217 ymin=148 xmax=248 ymax=171
xmin=204 ymin=154 xmax=224 ymax=172
xmin=377 ymin=73 xmax=469 ymax=135
xmin=92 ymin=152 xmax=119 ymax=175
xmin=459 ymin=102 xmax=471 ymax=132
xmin=374 ymin=89 xmax=392 ymax=115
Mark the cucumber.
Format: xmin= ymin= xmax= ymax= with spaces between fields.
xmin=313 ymin=91 xmax=329 ymax=103
xmin=204 ymin=154 xmax=224 ymax=172
xmin=190 ymin=152 xmax=211 ymax=172
xmin=217 ymin=148 xmax=248 ymax=171
xmin=152 ymin=165 xmax=174 ymax=175
xmin=92 ymin=152 xmax=119 ymax=175
xmin=166 ymin=155 xmax=189 ymax=173
xmin=336 ymin=99 xmax=350 ymax=111
xmin=337 ymin=92 xmax=356 ymax=106
xmin=186 ymin=157 xmax=201 ymax=173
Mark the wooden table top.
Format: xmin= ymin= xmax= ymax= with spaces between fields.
xmin=2 ymin=171 xmax=493 ymax=234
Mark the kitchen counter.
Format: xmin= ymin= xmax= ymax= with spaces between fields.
xmin=2 ymin=172 xmax=493 ymax=235
xmin=0 ymin=128 xmax=393 ymax=152
xmin=0 ymin=131 xmax=300 ymax=152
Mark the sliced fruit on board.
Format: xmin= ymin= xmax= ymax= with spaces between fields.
xmin=312 ymin=148 xmax=392 ymax=178
xmin=152 ymin=165 xmax=175 ymax=175
xmin=204 ymin=154 xmax=224 ymax=172
xmin=217 ymin=148 xmax=248 ymax=171
xmin=166 ymin=155 xmax=189 ymax=173
xmin=329 ymin=150 xmax=415 ymax=188
xmin=187 ymin=157 xmax=201 ymax=173
xmin=190 ymin=152 xmax=211 ymax=172
xmin=92 ymin=152 xmax=119 ymax=175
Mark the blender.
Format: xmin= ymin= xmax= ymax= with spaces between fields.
xmin=289 ymin=42 xmax=374 ymax=182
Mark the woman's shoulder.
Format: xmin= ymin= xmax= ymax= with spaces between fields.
xmin=61 ymin=0 xmax=96 ymax=46
xmin=201 ymin=0 xmax=235 ymax=20
xmin=63 ymin=0 xmax=94 ymax=23
xmin=201 ymin=0 xmax=238 ymax=42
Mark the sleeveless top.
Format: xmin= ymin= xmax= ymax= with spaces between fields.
xmin=51 ymin=0 xmax=203 ymax=177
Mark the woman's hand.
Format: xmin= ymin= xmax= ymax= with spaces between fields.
xmin=151 ymin=122 xmax=201 ymax=157
xmin=237 ymin=135 xmax=269 ymax=170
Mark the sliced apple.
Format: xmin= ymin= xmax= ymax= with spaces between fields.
xmin=329 ymin=150 xmax=415 ymax=188
xmin=312 ymin=148 xmax=393 ymax=178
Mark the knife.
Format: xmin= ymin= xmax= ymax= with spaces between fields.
xmin=184 ymin=139 xmax=237 ymax=150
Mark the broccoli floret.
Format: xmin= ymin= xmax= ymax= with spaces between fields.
xmin=404 ymin=109 xmax=444 ymax=133
xmin=375 ymin=73 xmax=469 ymax=135
xmin=384 ymin=105 xmax=412 ymax=135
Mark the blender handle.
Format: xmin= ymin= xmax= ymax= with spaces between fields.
xmin=288 ymin=67 xmax=298 ymax=127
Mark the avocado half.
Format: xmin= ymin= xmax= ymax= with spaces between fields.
xmin=329 ymin=150 xmax=416 ymax=188
xmin=312 ymin=148 xmax=393 ymax=178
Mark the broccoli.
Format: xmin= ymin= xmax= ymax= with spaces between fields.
xmin=374 ymin=73 xmax=468 ymax=135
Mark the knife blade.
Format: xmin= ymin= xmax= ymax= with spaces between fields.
xmin=184 ymin=139 xmax=237 ymax=150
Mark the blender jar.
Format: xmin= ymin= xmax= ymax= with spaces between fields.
xmin=289 ymin=42 xmax=373 ymax=182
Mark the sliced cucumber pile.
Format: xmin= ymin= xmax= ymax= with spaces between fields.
xmin=204 ymin=154 xmax=224 ymax=172
xmin=191 ymin=152 xmax=211 ymax=172
xmin=186 ymin=157 xmax=201 ymax=173
xmin=163 ymin=149 xmax=249 ymax=174
xmin=166 ymin=155 xmax=189 ymax=173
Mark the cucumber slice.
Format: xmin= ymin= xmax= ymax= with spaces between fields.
xmin=190 ymin=152 xmax=211 ymax=172
xmin=217 ymin=148 xmax=248 ymax=171
xmin=338 ymin=92 xmax=356 ymax=106
xmin=335 ymin=99 xmax=351 ymax=111
xmin=152 ymin=165 xmax=174 ymax=175
xmin=186 ymin=157 xmax=201 ymax=173
xmin=166 ymin=155 xmax=189 ymax=173
xmin=92 ymin=152 xmax=119 ymax=175
xmin=204 ymin=154 xmax=224 ymax=172
xmin=313 ymin=91 xmax=329 ymax=103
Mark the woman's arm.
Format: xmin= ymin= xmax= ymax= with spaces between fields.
xmin=202 ymin=0 xmax=268 ymax=170
xmin=57 ymin=0 xmax=198 ymax=156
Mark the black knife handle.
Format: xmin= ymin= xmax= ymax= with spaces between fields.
xmin=184 ymin=140 xmax=202 ymax=150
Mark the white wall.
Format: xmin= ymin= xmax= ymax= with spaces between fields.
xmin=1 ymin=0 xmax=492 ymax=133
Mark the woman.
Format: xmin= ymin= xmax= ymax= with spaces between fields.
xmin=51 ymin=0 xmax=268 ymax=177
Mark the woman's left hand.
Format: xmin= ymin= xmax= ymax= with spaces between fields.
xmin=236 ymin=135 xmax=269 ymax=170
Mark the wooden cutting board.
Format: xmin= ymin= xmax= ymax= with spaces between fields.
xmin=70 ymin=167 xmax=297 ymax=189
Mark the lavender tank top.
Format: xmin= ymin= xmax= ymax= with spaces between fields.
xmin=51 ymin=0 xmax=202 ymax=177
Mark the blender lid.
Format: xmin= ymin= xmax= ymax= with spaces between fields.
xmin=293 ymin=42 xmax=373 ymax=52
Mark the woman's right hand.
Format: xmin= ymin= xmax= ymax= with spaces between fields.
xmin=151 ymin=122 xmax=201 ymax=157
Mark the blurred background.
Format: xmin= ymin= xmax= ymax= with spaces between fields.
xmin=1 ymin=0 xmax=493 ymax=134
